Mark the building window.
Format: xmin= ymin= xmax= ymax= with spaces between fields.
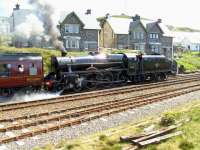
xmin=150 ymin=45 xmax=160 ymax=53
xmin=64 ymin=24 xmax=79 ymax=33
xmin=149 ymin=33 xmax=159 ymax=39
xmin=65 ymin=38 xmax=80 ymax=49
xmin=133 ymin=32 xmax=144 ymax=39
xmin=134 ymin=44 xmax=145 ymax=50
xmin=140 ymin=32 xmax=144 ymax=39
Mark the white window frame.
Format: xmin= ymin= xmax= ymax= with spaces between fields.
xmin=64 ymin=24 xmax=79 ymax=33
xmin=65 ymin=38 xmax=80 ymax=49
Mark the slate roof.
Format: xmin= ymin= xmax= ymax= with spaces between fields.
xmin=107 ymin=17 xmax=132 ymax=34
xmin=129 ymin=20 xmax=147 ymax=33
xmin=59 ymin=11 xmax=100 ymax=30
xmin=106 ymin=16 xmax=173 ymax=37
xmin=172 ymin=31 xmax=200 ymax=44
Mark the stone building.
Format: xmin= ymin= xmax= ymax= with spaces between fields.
xmin=0 ymin=17 xmax=11 ymax=45
xmin=0 ymin=17 xmax=10 ymax=35
xmin=99 ymin=15 xmax=173 ymax=59
xmin=99 ymin=16 xmax=131 ymax=49
xmin=9 ymin=4 xmax=32 ymax=32
xmin=58 ymin=11 xmax=100 ymax=51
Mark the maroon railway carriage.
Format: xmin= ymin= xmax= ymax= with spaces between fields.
xmin=0 ymin=53 xmax=44 ymax=96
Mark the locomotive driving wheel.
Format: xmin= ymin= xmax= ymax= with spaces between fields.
xmin=102 ymin=72 xmax=113 ymax=87
xmin=85 ymin=74 xmax=98 ymax=90
xmin=117 ymin=72 xmax=128 ymax=85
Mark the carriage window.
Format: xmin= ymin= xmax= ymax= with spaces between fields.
xmin=29 ymin=63 xmax=37 ymax=76
xmin=18 ymin=64 xmax=24 ymax=73
xmin=0 ymin=64 xmax=11 ymax=77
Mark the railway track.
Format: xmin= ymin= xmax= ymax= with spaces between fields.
xmin=0 ymin=74 xmax=200 ymax=144
xmin=0 ymin=73 xmax=200 ymax=112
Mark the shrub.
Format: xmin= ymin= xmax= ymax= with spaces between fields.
xmin=99 ymin=134 xmax=108 ymax=141
xmin=160 ymin=112 xmax=177 ymax=126
xmin=63 ymin=143 xmax=80 ymax=150
xmin=106 ymin=139 xmax=117 ymax=146
xmin=179 ymin=140 xmax=194 ymax=150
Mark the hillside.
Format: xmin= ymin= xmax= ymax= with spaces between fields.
xmin=167 ymin=25 xmax=200 ymax=32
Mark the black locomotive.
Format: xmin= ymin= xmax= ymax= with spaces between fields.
xmin=45 ymin=53 xmax=177 ymax=92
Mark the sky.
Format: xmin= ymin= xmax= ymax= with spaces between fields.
xmin=0 ymin=0 xmax=200 ymax=29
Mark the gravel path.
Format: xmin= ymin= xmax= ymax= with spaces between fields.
xmin=1 ymin=90 xmax=200 ymax=150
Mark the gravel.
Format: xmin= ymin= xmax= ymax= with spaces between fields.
xmin=0 ymin=80 xmax=199 ymax=119
xmin=1 ymin=90 xmax=200 ymax=150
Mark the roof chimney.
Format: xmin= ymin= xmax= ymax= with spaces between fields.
xmin=85 ymin=9 xmax=91 ymax=15
xmin=13 ymin=4 xmax=20 ymax=11
xmin=157 ymin=19 xmax=162 ymax=23
xmin=132 ymin=14 xmax=140 ymax=21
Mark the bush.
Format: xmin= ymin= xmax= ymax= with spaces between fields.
xmin=179 ymin=140 xmax=194 ymax=150
xmin=63 ymin=143 xmax=80 ymax=150
xmin=179 ymin=65 xmax=186 ymax=73
xmin=99 ymin=134 xmax=108 ymax=141
xmin=160 ymin=112 xmax=177 ymax=126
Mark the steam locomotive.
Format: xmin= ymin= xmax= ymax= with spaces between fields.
xmin=0 ymin=52 xmax=176 ymax=96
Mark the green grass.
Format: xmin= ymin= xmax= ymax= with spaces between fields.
xmin=176 ymin=51 xmax=200 ymax=73
xmin=32 ymin=101 xmax=200 ymax=150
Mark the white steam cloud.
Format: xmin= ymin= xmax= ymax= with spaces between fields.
xmin=14 ymin=0 xmax=66 ymax=52
xmin=15 ymin=14 xmax=44 ymax=39
xmin=28 ymin=0 xmax=66 ymax=52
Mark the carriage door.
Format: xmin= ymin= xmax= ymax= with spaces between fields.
xmin=15 ymin=63 xmax=26 ymax=86
xmin=136 ymin=54 xmax=143 ymax=75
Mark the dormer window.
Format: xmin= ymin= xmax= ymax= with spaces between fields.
xmin=65 ymin=24 xmax=79 ymax=33
xmin=150 ymin=33 xmax=159 ymax=39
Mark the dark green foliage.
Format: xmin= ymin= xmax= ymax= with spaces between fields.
xmin=160 ymin=113 xmax=176 ymax=127
xmin=179 ymin=140 xmax=194 ymax=150
xmin=99 ymin=134 xmax=108 ymax=141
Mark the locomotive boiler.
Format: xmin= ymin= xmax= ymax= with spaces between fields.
xmin=45 ymin=54 xmax=127 ymax=91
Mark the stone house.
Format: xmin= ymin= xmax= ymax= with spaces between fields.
xmin=129 ymin=15 xmax=148 ymax=51
xmin=99 ymin=15 xmax=173 ymax=59
xmin=58 ymin=11 xmax=100 ymax=51
xmin=99 ymin=16 xmax=131 ymax=49
xmin=146 ymin=19 xmax=173 ymax=58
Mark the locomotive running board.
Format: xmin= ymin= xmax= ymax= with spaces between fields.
xmin=84 ymin=80 xmax=126 ymax=84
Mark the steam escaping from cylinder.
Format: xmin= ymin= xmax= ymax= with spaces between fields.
xmin=11 ymin=91 xmax=61 ymax=102
xmin=28 ymin=0 xmax=66 ymax=53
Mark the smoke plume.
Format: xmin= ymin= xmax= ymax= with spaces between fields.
xmin=28 ymin=0 xmax=66 ymax=52
xmin=15 ymin=14 xmax=44 ymax=39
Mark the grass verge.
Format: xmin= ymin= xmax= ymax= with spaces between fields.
xmin=33 ymin=100 xmax=200 ymax=150
xmin=177 ymin=51 xmax=200 ymax=73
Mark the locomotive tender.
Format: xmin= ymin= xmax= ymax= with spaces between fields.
xmin=0 ymin=52 xmax=176 ymax=96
